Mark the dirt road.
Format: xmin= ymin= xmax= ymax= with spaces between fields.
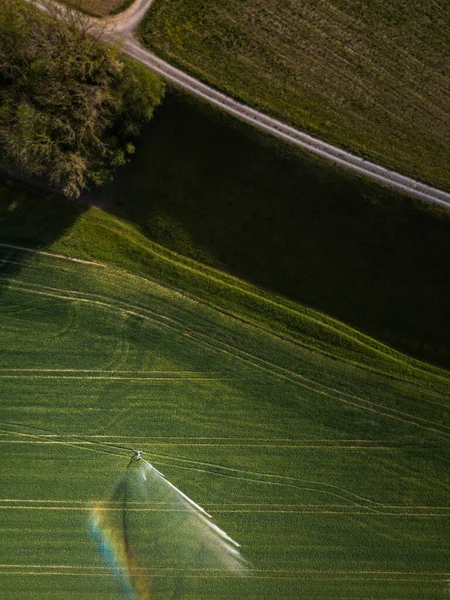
xmin=33 ymin=0 xmax=450 ymax=209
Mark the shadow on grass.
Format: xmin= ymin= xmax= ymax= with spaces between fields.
xmin=94 ymin=89 xmax=450 ymax=368
xmin=0 ymin=177 xmax=86 ymax=289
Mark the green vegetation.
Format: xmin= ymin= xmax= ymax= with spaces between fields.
xmin=0 ymin=0 xmax=164 ymax=198
xmin=1 ymin=10 xmax=449 ymax=589
xmin=0 ymin=178 xmax=449 ymax=599
xmin=141 ymin=0 xmax=450 ymax=189
xmin=94 ymin=91 xmax=450 ymax=369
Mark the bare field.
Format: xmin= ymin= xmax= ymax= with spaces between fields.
xmin=66 ymin=0 xmax=127 ymax=16
xmin=142 ymin=0 xmax=450 ymax=189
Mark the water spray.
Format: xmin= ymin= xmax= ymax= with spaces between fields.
xmin=89 ymin=451 xmax=250 ymax=600
xmin=145 ymin=461 xmax=213 ymax=519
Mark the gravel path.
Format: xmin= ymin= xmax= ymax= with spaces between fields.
xmin=34 ymin=0 xmax=450 ymax=209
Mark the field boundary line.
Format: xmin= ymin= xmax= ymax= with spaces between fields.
xmin=0 ymin=440 xmax=396 ymax=450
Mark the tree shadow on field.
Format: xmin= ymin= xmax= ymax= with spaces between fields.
xmin=97 ymin=89 xmax=450 ymax=369
xmin=0 ymin=177 xmax=87 ymax=293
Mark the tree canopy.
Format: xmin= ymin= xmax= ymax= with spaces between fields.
xmin=0 ymin=0 xmax=165 ymax=198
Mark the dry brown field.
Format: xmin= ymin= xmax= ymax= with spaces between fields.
xmin=67 ymin=0 xmax=127 ymax=16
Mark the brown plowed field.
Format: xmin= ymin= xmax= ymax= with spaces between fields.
xmin=67 ymin=0 xmax=126 ymax=16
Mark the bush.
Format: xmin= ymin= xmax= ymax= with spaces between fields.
xmin=0 ymin=0 xmax=165 ymax=198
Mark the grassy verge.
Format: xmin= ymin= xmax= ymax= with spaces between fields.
xmin=141 ymin=0 xmax=450 ymax=189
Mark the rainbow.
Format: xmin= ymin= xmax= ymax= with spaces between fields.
xmin=89 ymin=503 xmax=152 ymax=600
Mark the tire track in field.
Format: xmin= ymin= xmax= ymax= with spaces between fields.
xmin=0 ymin=423 xmax=380 ymax=511
xmin=136 ymin=456 xmax=398 ymax=512
xmin=2 ymin=499 xmax=448 ymax=511
xmin=0 ymin=431 xmax=397 ymax=447
xmin=17 ymin=281 xmax=443 ymax=414
xmin=2 ymin=241 xmax=448 ymax=401
xmin=0 ymin=422 xmax=412 ymax=513
xmin=2 ymin=278 xmax=448 ymax=437
xmin=0 ymin=369 xmax=216 ymax=373
xmin=191 ymin=333 xmax=449 ymax=436
xmin=178 ymin=332 xmax=450 ymax=432
xmin=25 ymin=435 xmax=391 ymax=441
xmin=0 ymin=243 xmax=107 ymax=268
xmin=0 ymin=573 xmax=446 ymax=581
xmin=0 ymin=259 xmax=31 ymax=269
xmin=1 ymin=274 xmax=448 ymax=508
xmin=0 ymin=565 xmax=448 ymax=576
xmin=55 ymin=300 xmax=79 ymax=338
xmin=103 ymin=334 xmax=131 ymax=371
xmin=0 ymin=505 xmax=446 ymax=517
xmin=0 ymin=441 xmax=393 ymax=449
xmin=0 ymin=424 xmax=127 ymax=460
xmin=0 ymin=257 xmax=73 ymax=276
xmin=0 ymin=375 xmax=221 ymax=381
xmin=2 ymin=242 xmax=450 ymax=404
xmin=0 ymin=564 xmax=447 ymax=581
xmin=0 ymin=369 xmax=220 ymax=381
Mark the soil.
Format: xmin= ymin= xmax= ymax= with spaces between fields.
xmin=68 ymin=0 xmax=126 ymax=16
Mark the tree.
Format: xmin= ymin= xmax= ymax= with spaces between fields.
xmin=0 ymin=0 xmax=165 ymax=198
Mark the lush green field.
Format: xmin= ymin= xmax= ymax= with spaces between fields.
xmin=1 ymin=181 xmax=449 ymax=599
xmin=141 ymin=0 xmax=450 ymax=189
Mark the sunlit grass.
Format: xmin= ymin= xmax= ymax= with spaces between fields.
xmin=0 ymin=183 xmax=449 ymax=597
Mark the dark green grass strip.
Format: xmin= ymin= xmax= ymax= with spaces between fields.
xmin=96 ymin=91 xmax=450 ymax=368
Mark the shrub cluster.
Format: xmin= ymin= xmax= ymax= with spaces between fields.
xmin=0 ymin=0 xmax=165 ymax=198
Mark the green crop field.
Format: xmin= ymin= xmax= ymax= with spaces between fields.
xmin=141 ymin=0 xmax=450 ymax=190
xmin=1 ymin=181 xmax=449 ymax=599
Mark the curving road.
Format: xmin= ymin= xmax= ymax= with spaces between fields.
xmin=36 ymin=0 xmax=450 ymax=209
